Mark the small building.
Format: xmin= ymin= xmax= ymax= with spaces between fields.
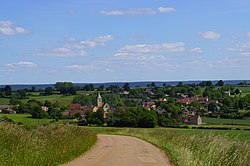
xmin=189 ymin=115 xmax=202 ymax=125
xmin=224 ymin=91 xmax=231 ymax=97
xmin=0 ymin=105 xmax=15 ymax=114
xmin=142 ymin=102 xmax=156 ymax=110
xmin=41 ymin=106 xmax=49 ymax=112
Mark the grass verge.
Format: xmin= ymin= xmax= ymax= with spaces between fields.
xmin=89 ymin=127 xmax=250 ymax=166
xmin=0 ymin=123 xmax=97 ymax=166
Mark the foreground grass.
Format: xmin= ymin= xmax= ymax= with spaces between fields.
xmin=0 ymin=123 xmax=97 ymax=166
xmin=89 ymin=127 xmax=250 ymax=166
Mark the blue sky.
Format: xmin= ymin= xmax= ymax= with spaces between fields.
xmin=0 ymin=0 xmax=250 ymax=84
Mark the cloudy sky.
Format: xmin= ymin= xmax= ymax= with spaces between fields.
xmin=1 ymin=0 xmax=250 ymax=84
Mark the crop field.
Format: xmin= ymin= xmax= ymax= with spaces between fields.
xmin=0 ymin=123 xmax=97 ymax=166
xmin=88 ymin=127 xmax=250 ymax=166
xmin=203 ymin=117 xmax=250 ymax=126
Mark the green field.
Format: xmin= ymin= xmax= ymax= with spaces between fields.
xmin=1 ymin=114 xmax=52 ymax=126
xmin=27 ymin=94 xmax=75 ymax=106
xmin=203 ymin=117 xmax=250 ymax=126
xmin=235 ymin=85 xmax=250 ymax=92
xmin=0 ymin=98 xmax=10 ymax=105
xmin=0 ymin=122 xmax=97 ymax=166
xmin=0 ymin=94 xmax=75 ymax=106
xmin=88 ymin=127 xmax=250 ymax=166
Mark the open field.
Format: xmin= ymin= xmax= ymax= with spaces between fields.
xmin=1 ymin=114 xmax=52 ymax=126
xmin=235 ymin=85 xmax=250 ymax=92
xmin=203 ymin=117 xmax=250 ymax=126
xmin=26 ymin=94 xmax=75 ymax=106
xmin=0 ymin=98 xmax=10 ymax=105
xmin=0 ymin=123 xmax=97 ymax=166
xmin=87 ymin=127 xmax=250 ymax=166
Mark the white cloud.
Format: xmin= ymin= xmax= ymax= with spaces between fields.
xmin=158 ymin=7 xmax=176 ymax=13
xmin=5 ymin=61 xmax=37 ymax=68
xmin=100 ymin=8 xmax=156 ymax=15
xmin=116 ymin=42 xmax=185 ymax=55
xmin=35 ymin=48 xmax=87 ymax=57
xmin=200 ymin=31 xmax=221 ymax=40
xmin=66 ymin=64 xmax=94 ymax=71
xmin=246 ymin=32 xmax=250 ymax=38
xmin=228 ymin=41 xmax=250 ymax=55
xmin=30 ymin=35 xmax=114 ymax=57
xmin=0 ymin=21 xmax=29 ymax=35
xmin=190 ymin=47 xmax=203 ymax=53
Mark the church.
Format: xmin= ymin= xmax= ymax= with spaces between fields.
xmin=93 ymin=93 xmax=110 ymax=118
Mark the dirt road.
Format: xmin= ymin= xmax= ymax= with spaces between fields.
xmin=62 ymin=134 xmax=171 ymax=166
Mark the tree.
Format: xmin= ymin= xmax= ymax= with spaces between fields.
xmin=16 ymin=89 xmax=27 ymax=99
xmin=31 ymin=86 xmax=36 ymax=92
xmin=55 ymin=82 xmax=76 ymax=95
xmin=4 ymin=85 xmax=12 ymax=96
xmin=123 ymin=83 xmax=130 ymax=91
xmin=151 ymin=82 xmax=156 ymax=87
xmin=44 ymin=87 xmax=53 ymax=95
xmin=30 ymin=106 xmax=47 ymax=119
xmin=137 ymin=107 xmax=158 ymax=128
xmin=208 ymin=102 xmax=218 ymax=111
xmin=199 ymin=81 xmax=212 ymax=87
xmin=216 ymin=80 xmax=224 ymax=86
xmin=98 ymin=85 xmax=105 ymax=91
xmin=238 ymin=99 xmax=244 ymax=109
xmin=83 ymin=84 xmax=94 ymax=91
xmin=92 ymin=109 xmax=105 ymax=126
xmin=235 ymin=89 xmax=241 ymax=95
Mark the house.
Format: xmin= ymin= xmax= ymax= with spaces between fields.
xmin=69 ymin=104 xmax=82 ymax=110
xmin=0 ymin=105 xmax=15 ymax=114
xmin=144 ymin=89 xmax=155 ymax=95
xmin=142 ymin=102 xmax=156 ymax=110
xmin=189 ymin=115 xmax=202 ymax=125
xmin=224 ymin=91 xmax=231 ymax=97
xmin=68 ymin=110 xmax=85 ymax=117
xmin=159 ymin=98 xmax=167 ymax=102
xmin=177 ymin=96 xmax=210 ymax=105
xmin=183 ymin=108 xmax=190 ymax=115
xmin=41 ymin=106 xmax=49 ymax=112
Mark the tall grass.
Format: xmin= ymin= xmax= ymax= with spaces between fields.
xmin=93 ymin=128 xmax=250 ymax=166
xmin=0 ymin=123 xmax=97 ymax=166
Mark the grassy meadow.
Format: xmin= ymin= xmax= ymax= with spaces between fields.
xmin=203 ymin=117 xmax=250 ymax=126
xmin=0 ymin=122 xmax=97 ymax=166
xmin=1 ymin=114 xmax=52 ymax=126
xmin=88 ymin=127 xmax=250 ymax=166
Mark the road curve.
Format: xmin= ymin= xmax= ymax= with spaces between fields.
xmin=62 ymin=134 xmax=171 ymax=166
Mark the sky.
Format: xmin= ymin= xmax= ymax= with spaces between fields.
xmin=0 ymin=0 xmax=250 ymax=84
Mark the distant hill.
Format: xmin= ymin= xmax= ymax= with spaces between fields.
xmin=0 ymin=80 xmax=249 ymax=91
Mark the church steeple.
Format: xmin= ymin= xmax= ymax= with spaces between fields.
xmin=97 ymin=93 xmax=103 ymax=108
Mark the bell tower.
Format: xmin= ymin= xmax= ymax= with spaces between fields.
xmin=97 ymin=93 xmax=103 ymax=108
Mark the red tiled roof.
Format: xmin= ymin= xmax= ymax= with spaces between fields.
xmin=69 ymin=104 xmax=81 ymax=110
xmin=69 ymin=110 xmax=85 ymax=116
xmin=189 ymin=115 xmax=199 ymax=120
